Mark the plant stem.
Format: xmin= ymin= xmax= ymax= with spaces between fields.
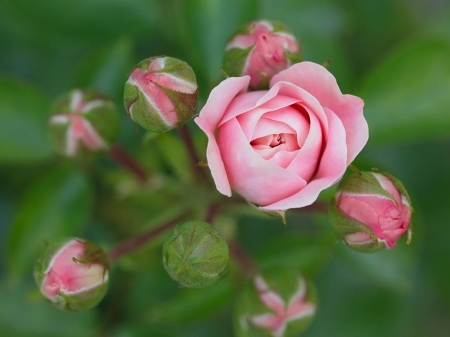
xmin=107 ymin=216 xmax=183 ymax=263
xmin=109 ymin=144 xmax=148 ymax=183
xmin=177 ymin=125 xmax=208 ymax=181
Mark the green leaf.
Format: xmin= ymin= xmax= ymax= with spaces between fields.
xmin=0 ymin=280 xmax=97 ymax=337
xmin=0 ymin=76 xmax=51 ymax=163
xmin=360 ymin=37 xmax=450 ymax=146
xmin=72 ymin=37 xmax=135 ymax=99
xmin=6 ymin=165 xmax=93 ymax=277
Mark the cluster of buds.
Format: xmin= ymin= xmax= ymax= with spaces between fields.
xmin=162 ymin=220 xmax=229 ymax=288
xmin=329 ymin=171 xmax=413 ymax=253
xmin=223 ymin=20 xmax=301 ymax=90
xmin=234 ymin=268 xmax=317 ymax=337
xmin=34 ymin=238 xmax=109 ymax=311
xmin=48 ymin=89 xmax=119 ymax=157
xmin=124 ymin=56 xmax=198 ymax=133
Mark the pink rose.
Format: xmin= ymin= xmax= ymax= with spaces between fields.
xmin=330 ymin=172 xmax=413 ymax=252
xmin=195 ymin=62 xmax=368 ymax=210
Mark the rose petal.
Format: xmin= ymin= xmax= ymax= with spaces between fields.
xmin=270 ymin=62 xmax=367 ymax=164
xmin=251 ymin=117 xmax=296 ymax=140
xmin=263 ymin=105 xmax=310 ymax=151
xmin=195 ymin=77 xmax=251 ymax=196
xmin=218 ymin=118 xmax=307 ymax=206
xmin=261 ymin=108 xmax=347 ymax=210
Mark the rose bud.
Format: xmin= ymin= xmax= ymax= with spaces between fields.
xmin=223 ymin=20 xmax=301 ymax=90
xmin=162 ymin=220 xmax=229 ymax=288
xmin=48 ymin=89 xmax=119 ymax=157
xmin=234 ymin=268 xmax=317 ymax=337
xmin=34 ymin=237 xmax=109 ymax=311
xmin=124 ymin=56 xmax=198 ymax=133
xmin=329 ymin=172 xmax=413 ymax=253
xmin=195 ymin=62 xmax=368 ymax=212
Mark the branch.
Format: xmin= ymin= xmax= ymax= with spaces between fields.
xmin=109 ymin=144 xmax=148 ymax=183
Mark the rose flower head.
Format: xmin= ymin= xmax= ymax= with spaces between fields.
xmin=34 ymin=238 xmax=109 ymax=311
xmin=48 ymin=89 xmax=119 ymax=157
xmin=195 ymin=62 xmax=368 ymax=212
xmin=329 ymin=171 xmax=413 ymax=253
xmin=162 ymin=220 xmax=229 ymax=288
xmin=234 ymin=268 xmax=317 ymax=337
xmin=223 ymin=20 xmax=301 ymax=90
xmin=124 ymin=56 xmax=198 ymax=133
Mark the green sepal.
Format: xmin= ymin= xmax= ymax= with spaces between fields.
xmin=154 ymin=82 xmax=198 ymax=128
xmin=154 ymin=57 xmax=197 ymax=85
xmin=269 ymin=20 xmax=294 ymax=34
xmin=248 ymin=202 xmax=286 ymax=225
xmin=383 ymin=172 xmax=414 ymax=212
xmin=284 ymin=49 xmax=303 ymax=65
xmin=125 ymin=82 xmax=170 ymax=133
xmin=338 ymin=172 xmax=398 ymax=205
xmin=72 ymin=239 xmax=109 ymax=271
xmin=56 ymin=280 xmax=108 ymax=312
xmin=162 ymin=220 xmax=229 ymax=288
xmin=222 ymin=45 xmax=254 ymax=77
xmin=329 ymin=199 xmax=388 ymax=253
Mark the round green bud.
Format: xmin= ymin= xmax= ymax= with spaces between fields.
xmin=162 ymin=220 xmax=229 ymax=288
xmin=234 ymin=267 xmax=317 ymax=337
xmin=34 ymin=237 xmax=109 ymax=311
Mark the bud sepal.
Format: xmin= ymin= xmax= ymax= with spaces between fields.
xmin=162 ymin=220 xmax=229 ymax=288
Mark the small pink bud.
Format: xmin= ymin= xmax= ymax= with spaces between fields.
xmin=34 ymin=238 xmax=109 ymax=311
xmin=48 ymin=89 xmax=120 ymax=157
xmin=234 ymin=268 xmax=317 ymax=337
xmin=124 ymin=56 xmax=198 ymax=133
xmin=223 ymin=20 xmax=301 ymax=90
xmin=329 ymin=172 xmax=413 ymax=253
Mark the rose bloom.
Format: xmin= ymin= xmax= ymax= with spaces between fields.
xmin=195 ymin=62 xmax=368 ymax=210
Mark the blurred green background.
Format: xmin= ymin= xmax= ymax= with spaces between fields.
xmin=1 ymin=0 xmax=450 ymax=336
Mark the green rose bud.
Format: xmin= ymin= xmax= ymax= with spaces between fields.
xmin=34 ymin=237 xmax=109 ymax=311
xmin=124 ymin=56 xmax=198 ymax=133
xmin=234 ymin=267 xmax=317 ymax=337
xmin=329 ymin=172 xmax=413 ymax=253
xmin=48 ymin=89 xmax=119 ymax=157
xmin=162 ymin=220 xmax=229 ymax=288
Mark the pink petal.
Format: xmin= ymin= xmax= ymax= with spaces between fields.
xmin=270 ymin=62 xmax=367 ymax=164
xmin=283 ymin=106 xmax=323 ymax=181
xmin=217 ymin=118 xmax=307 ymax=206
xmin=262 ymin=105 xmax=310 ymax=148
xmin=260 ymin=108 xmax=347 ymax=210
xmin=371 ymin=173 xmax=402 ymax=204
xmin=251 ymin=117 xmax=296 ymax=140
xmin=194 ymin=77 xmax=251 ymax=196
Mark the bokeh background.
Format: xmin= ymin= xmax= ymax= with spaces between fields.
xmin=1 ymin=0 xmax=450 ymax=336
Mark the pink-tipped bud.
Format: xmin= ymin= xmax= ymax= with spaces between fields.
xmin=329 ymin=172 xmax=413 ymax=253
xmin=223 ymin=20 xmax=301 ymax=90
xmin=124 ymin=56 xmax=198 ymax=133
xmin=34 ymin=238 xmax=109 ymax=311
xmin=48 ymin=89 xmax=120 ymax=157
xmin=234 ymin=267 xmax=317 ymax=337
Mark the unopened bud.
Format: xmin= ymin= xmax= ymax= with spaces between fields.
xmin=124 ymin=56 xmax=198 ymax=133
xmin=223 ymin=20 xmax=301 ymax=90
xmin=34 ymin=237 xmax=109 ymax=311
xmin=234 ymin=267 xmax=317 ymax=337
xmin=329 ymin=172 xmax=413 ymax=253
xmin=48 ymin=89 xmax=119 ymax=157
xmin=162 ymin=220 xmax=229 ymax=288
